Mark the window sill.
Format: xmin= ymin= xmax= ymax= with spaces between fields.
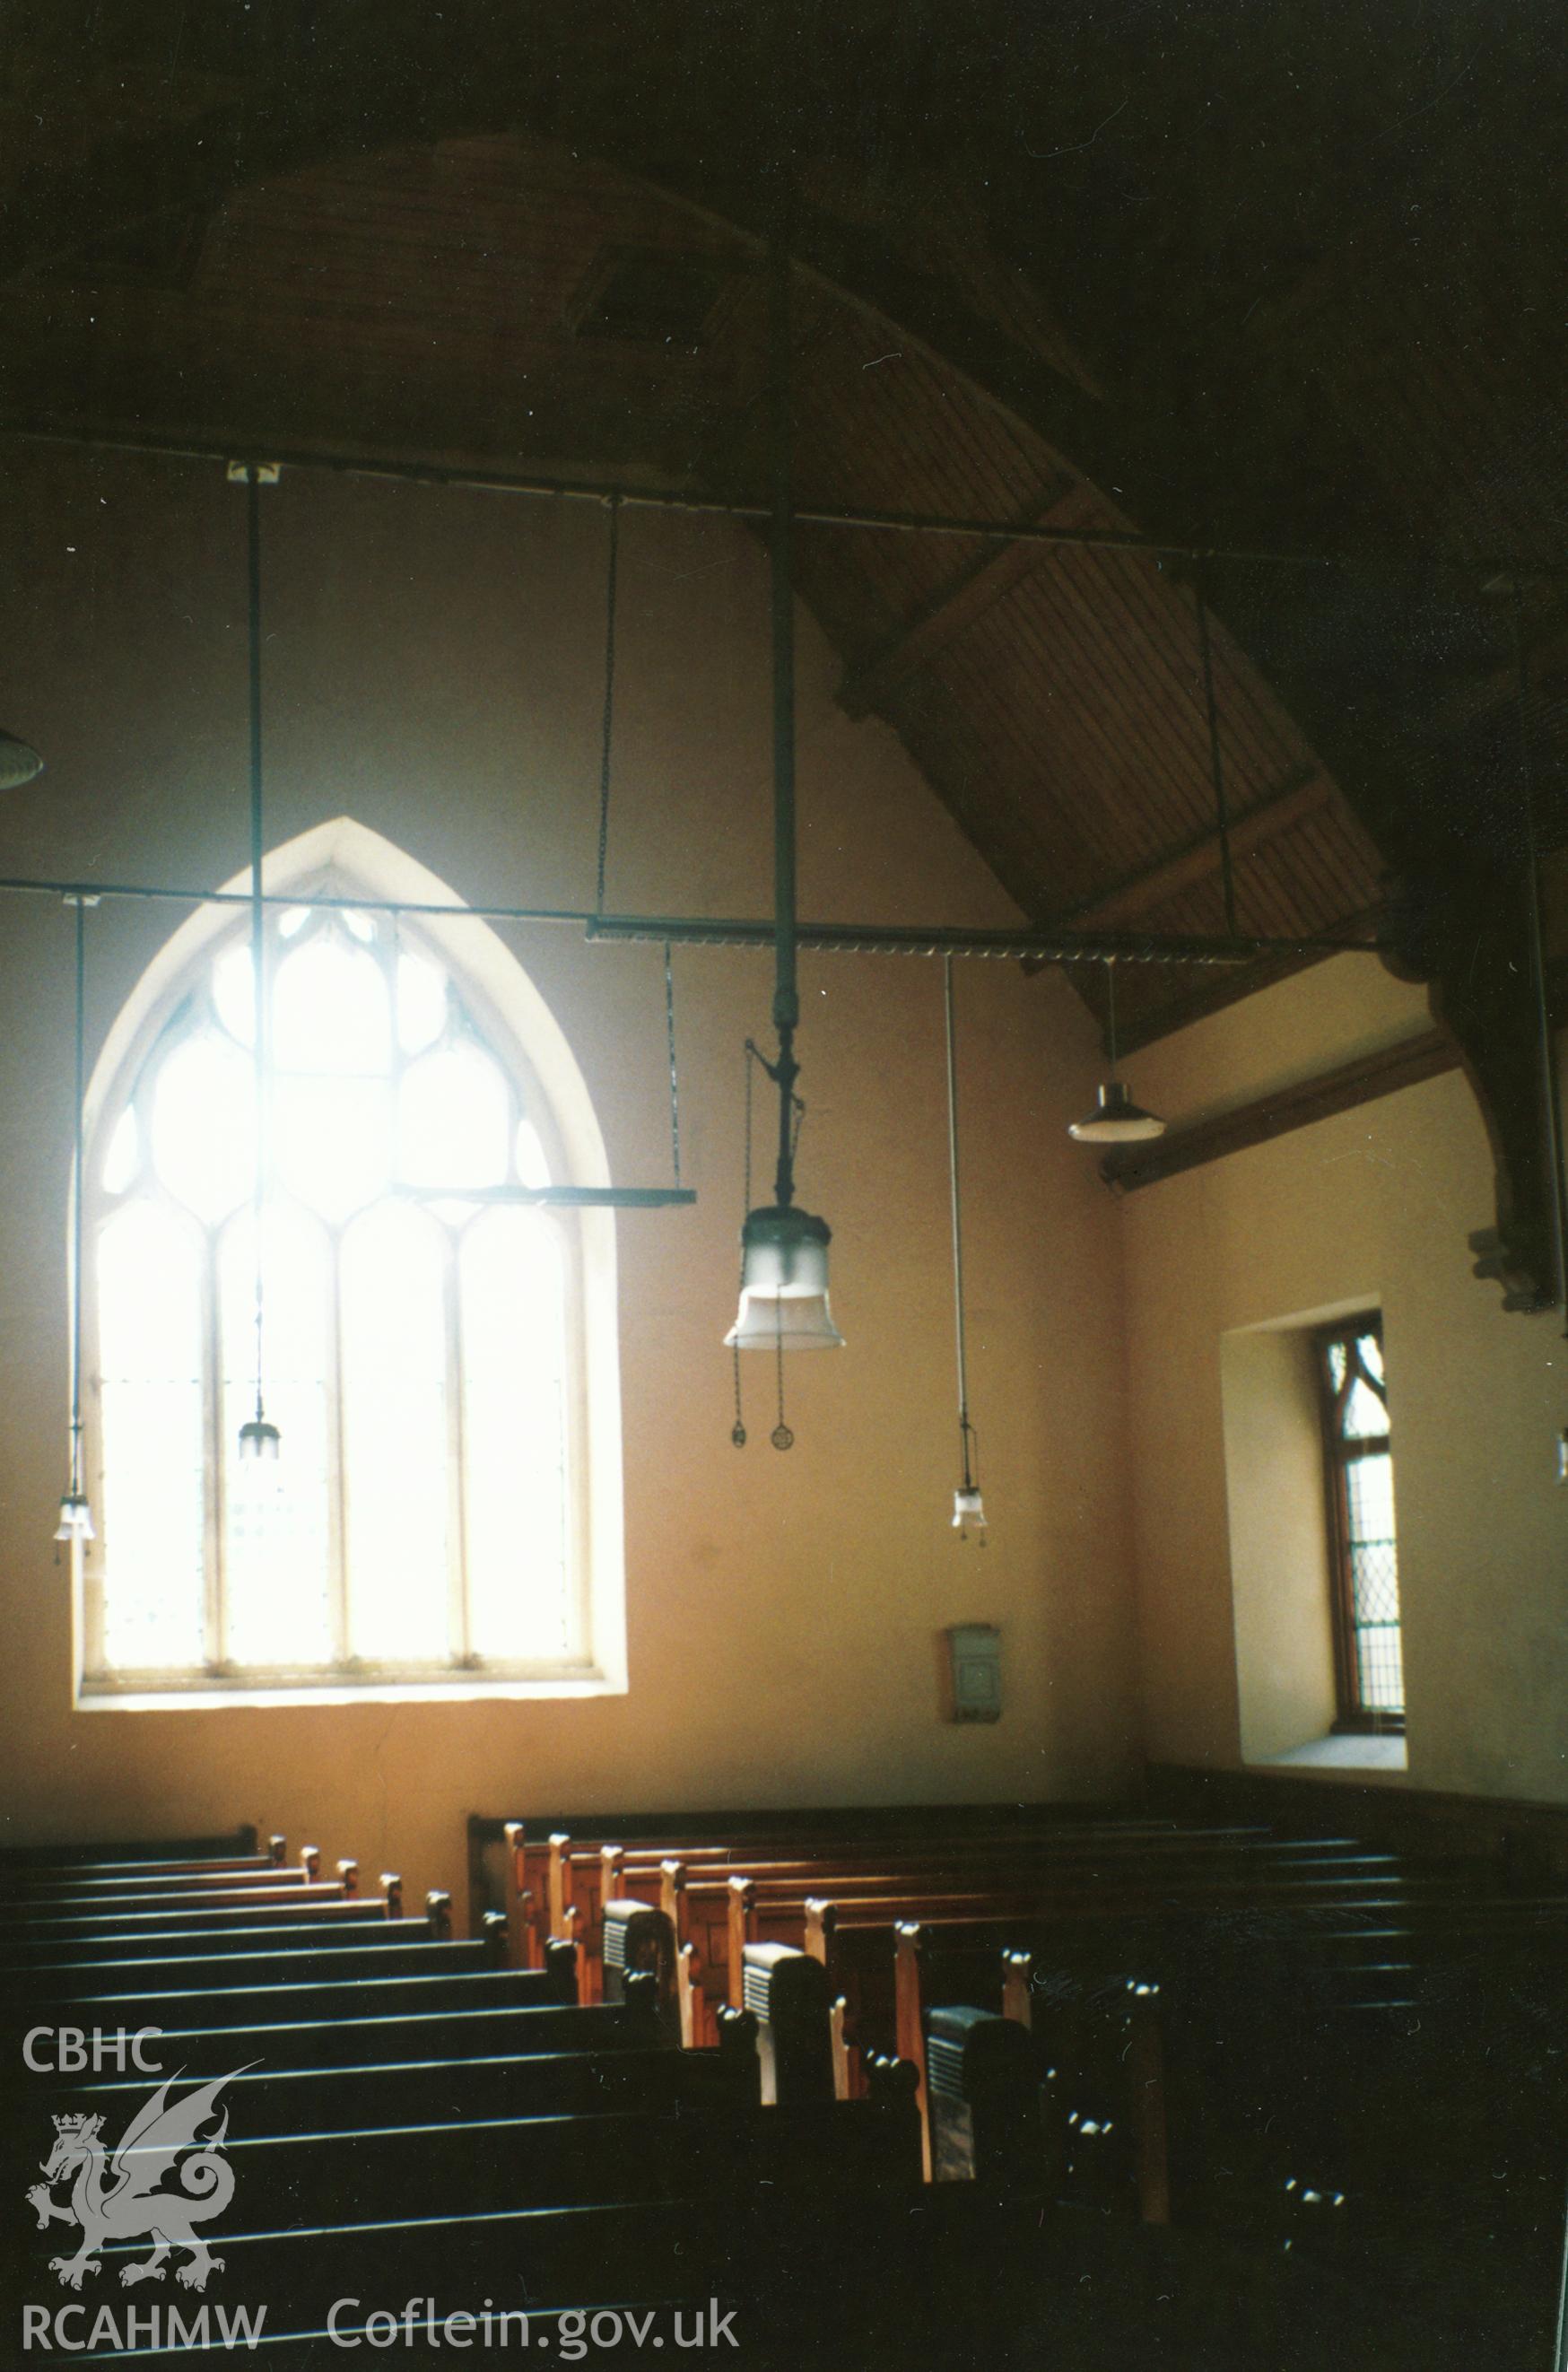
xmin=1256 ymin=1733 xmax=1407 ymax=1773
xmin=76 ymin=1669 xmax=626 ymax=1713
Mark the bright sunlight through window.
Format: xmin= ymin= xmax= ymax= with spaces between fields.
xmin=84 ymin=903 xmax=587 ymax=1693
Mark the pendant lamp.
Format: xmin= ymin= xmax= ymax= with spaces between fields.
xmin=725 ymin=194 xmax=843 ymax=1365
xmin=235 ymin=466 xmax=280 ymax=1463
xmin=944 ymin=957 xmax=985 ymax=1541
xmin=55 ymin=894 xmax=96 ymax=1545
xmin=0 ymin=729 xmax=44 ymax=789
xmin=1068 ymin=960 xmax=1166 ymax=1145
xmin=727 ymin=1205 xmax=843 ymax=1351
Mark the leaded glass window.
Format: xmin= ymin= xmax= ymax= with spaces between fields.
xmin=1316 ymin=1314 xmax=1404 ymax=1729
xmin=83 ymin=902 xmax=583 ymax=1689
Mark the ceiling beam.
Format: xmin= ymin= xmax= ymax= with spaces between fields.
xmin=1102 ymin=1026 xmax=1458 ymax=1192
xmin=835 ymin=474 xmax=1090 ymax=718
xmin=1063 ymin=765 xmax=1334 ymax=930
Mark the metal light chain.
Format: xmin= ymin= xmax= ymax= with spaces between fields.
xmin=771 ymin=1300 xmax=793 ymax=1452
xmin=593 ymin=494 xmax=622 ymax=916
xmin=772 ymin=1080 xmax=806 ymax=1451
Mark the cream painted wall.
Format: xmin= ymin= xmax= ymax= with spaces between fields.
xmin=1121 ymin=957 xmax=1568 ymax=1800
xmin=1219 ymin=1325 xmax=1337 ymax=1764
xmin=0 ymin=449 xmax=1141 ymax=1908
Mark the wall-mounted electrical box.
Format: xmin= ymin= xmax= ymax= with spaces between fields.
xmin=942 ymin=1623 xmax=1002 ymax=1723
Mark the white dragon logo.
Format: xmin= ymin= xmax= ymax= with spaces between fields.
xmin=25 ymin=2071 xmax=243 ymax=2292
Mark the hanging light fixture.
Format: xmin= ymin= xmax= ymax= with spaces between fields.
xmin=725 ymin=189 xmax=843 ymax=1373
xmin=54 ymin=892 xmax=97 ymax=1547
xmin=0 ymin=728 xmax=44 ymax=789
xmin=235 ymin=464 xmax=280 ymax=1464
xmin=1068 ymin=959 xmax=1166 ymax=1144
xmin=943 ymin=957 xmax=985 ymax=1542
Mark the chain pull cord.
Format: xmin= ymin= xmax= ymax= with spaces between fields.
xmin=1196 ymin=586 xmax=1238 ymax=939
xmin=664 ymin=942 xmax=682 ymax=1190
xmin=771 ymin=1298 xmax=792 ymax=1451
xmin=731 ymin=1043 xmax=755 ymax=1446
xmin=246 ymin=465 xmax=268 ymax=1432
xmin=593 ymin=493 xmax=622 ymax=917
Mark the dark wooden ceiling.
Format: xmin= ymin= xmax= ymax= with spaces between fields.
xmin=1 ymin=0 xmax=1564 ymax=1051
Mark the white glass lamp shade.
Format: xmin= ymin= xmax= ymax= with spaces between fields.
xmin=0 ymin=729 xmax=43 ymax=790
xmin=724 ymin=1205 xmax=845 ymax=1351
xmin=238 ymin=1416 xmax=282 ymax=1460
xmin=953 ymin=1484 xmax=987 ymax=1540
xmin=1557 ymin=1426 xmax=1568 ymax=1487
xmin=1067 ymin=1080 xmax=1166 ymax=1144
xmin=53 ymin=1491 xmax=95 ymax=1544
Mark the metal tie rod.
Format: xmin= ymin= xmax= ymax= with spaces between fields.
xmin=0 ymin=871 xmax=1378 ymax=965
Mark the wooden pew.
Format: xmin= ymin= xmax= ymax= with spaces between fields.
xmin=553 ymin=1831 xmax=1408 ymax=2029
xmin=0 ymin=1824 xmax=261 ymax=1871
xmin=0 ymin=1929 xmax=499 ymax=2002
xmin=0 ymin=1842 xmax=317 ymax=1899
xmin=883 ymin=1888 xmax=1568 ymax=2214
xmin=0 ymin=1890 xmax=408 ymax=1954
xmin=0 ymin=1899 xmax=436 ymax=1974
xmin=532 ymin=1821 xmax=1395 ymax=1985
xmin=499 ymin=1815 xmax=1321 ymax=1972
xmin=27 ymin=1925 xmax=923 ymax=2371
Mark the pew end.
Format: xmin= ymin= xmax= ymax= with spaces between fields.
xmin=743 ymin=1941 xmax=834 ymax=2106
xmin=602 ymin=1897 xmax=678 ymax=2041
xmin=501 ymin=1821 xmax=537 ymax=1969
xmin=925 ymin=2004 xmax=1042 ymax=2185
xmin=1124 ymin=1978 xmax=1171 ymax=2227
xmin=726 ymin=1876 xmax=756 ymax=2010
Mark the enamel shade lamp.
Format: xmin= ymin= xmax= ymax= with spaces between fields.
xmin=0 ymin=730 xmax=43 ymax=789
xmin=724 ymin=202 xmax=844 ymax=1365
xmin=727 ymin=1205 xmax=843 ymax=1352
xmin=1068 ymin=960 xmax=1166 ymax=1145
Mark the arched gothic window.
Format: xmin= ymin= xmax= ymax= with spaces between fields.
xmin=81 ymin=854 xmax=623 ymax=1702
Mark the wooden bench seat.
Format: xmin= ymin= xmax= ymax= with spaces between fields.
xmin=2 ymin=1894 xmax=400 ymax=1948
xmin=89 ymin=2093 xmax=920 ymax=2230
xmin=12 ymin=1965 xmax=574 ymax=2030
xmin=4 ymin=1874 xmax=353 ymax=1922
xmin=91 ymin=1995 xmax=655 ymax=2076
xmin=0 ymin=1904 xmax=440 ymax=1975
xmin=58 ymin=2038 xmax=750 ymax=2136
xmin=0 ymin=1933 xmax=495 ymax=1999
xmin=0 ymin=1853 xmax=285 ymax=1895
xmin=0 ymin=1827 xmax=260 ymax=1871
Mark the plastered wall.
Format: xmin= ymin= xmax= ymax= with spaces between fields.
xmin=0 ymin=449 xmax=1141 ymax=1908
xmin=1120 ymin=956 xmax=1568 ymax=1799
